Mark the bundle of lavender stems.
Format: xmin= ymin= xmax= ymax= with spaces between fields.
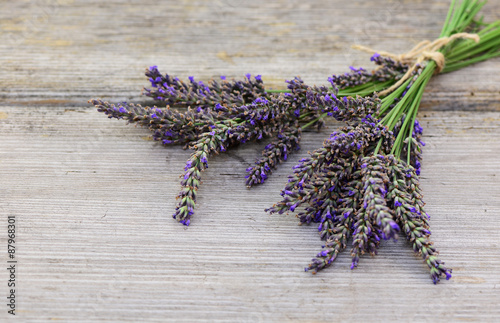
xmin=90 ymin=0 xmax=500 ymax=284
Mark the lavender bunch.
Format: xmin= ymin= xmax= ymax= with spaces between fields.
xmin=267 ymin=0 xmax=499 ymax=283
xmin=90 ymin=0 xmax=499 ymax=284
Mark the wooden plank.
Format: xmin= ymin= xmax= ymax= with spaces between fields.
xmin=0 ymin=0 xmax=499 ymax=321
xmin=1 ymin=106 xmax=500 ymax=321
xmin=0 ymin=0 xmax=499 ymax=109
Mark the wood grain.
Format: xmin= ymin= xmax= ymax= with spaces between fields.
xmin=1 ymin=0 xmax=499 ymax=321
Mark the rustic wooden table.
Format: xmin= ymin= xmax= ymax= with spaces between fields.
xmin=1 ymin=0 xmax=499 ymax=321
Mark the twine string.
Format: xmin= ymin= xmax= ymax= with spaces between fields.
xmin=352 ymin=33 xmax=480 ymax=96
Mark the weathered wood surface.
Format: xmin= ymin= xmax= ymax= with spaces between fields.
xmin=1 ymin=0 xmax=500 ymax=321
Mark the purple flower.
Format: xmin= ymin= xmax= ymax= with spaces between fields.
xmin=319 ymin=250 xmax=328 ymax=257
xmin=390 ymin=221 xmax=400 ymax=231
xmin=151 ymin=113 xmax=158 ymax=119
xmin=245 ymin=73 xmax=251 ymax=80
xmin=414 ymin=120 xmax=423 ymax=134
xmin=119 ymin=107 xmax=127 ymax=113
xmin=149 ymin=65 xmax=158 ymax=71
xmin=255 ymin=75 xmax=262 ymax=82
xmin=188 ymin=76 xmax=195 ymax=83
xmin=370 ymin=53 xmax=380 ymax=61
xmin=394 ymin=200 xmax=402 ymax=207
xmin=220 ymin=75 xmax=226 ymax=80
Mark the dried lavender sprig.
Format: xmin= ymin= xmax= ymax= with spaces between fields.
xmin=306 ymin=214 xmax=353 ymax=273
xmin=90 ymin=99 xmax=217 ymax=145
xmin=330 ymin=54 xmax=409 ymax=90
xmin=245 ymin=125 xmax=301 ymax=187
xmin=174 ymin=126 xmax=230 ymax=224
xmin=144 ymin=66 xmax=267 ymax=110
xmin=306 ymin=164 xmax=362 ymax=272
xmin=351 ymin=155 xmax=399 ymax=269
xmin=297 ymin=164 xmax=347 ymax=226
xmin=361 ymin=156 xmax=400 ymax=240
xmin=386 ymin=156 xmax=451 ymax=283
xmin=286 ymin=77 xmax=381 ymax=129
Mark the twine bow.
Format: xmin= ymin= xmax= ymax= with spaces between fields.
xmin=352 ymin=32 xmax=480 ymax=96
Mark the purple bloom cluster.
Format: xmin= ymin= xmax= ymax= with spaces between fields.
xmin=144 ymin=66 xmax=267 ymax=110
xmin=267 ymin=118 xmax=451 ymax=283
xmin=329 ymin=54 xmax=410 ymax=90
xmin=267 ymin=115 xmax=395 ymax=216
xmin=245 ymin=126 xmax=301 ymax=187
xmin=174 ymin=127 xmax=230 ymax=224
xmin=90 ymin=99 xmax=217 ymax=146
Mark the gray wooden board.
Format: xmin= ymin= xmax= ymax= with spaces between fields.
xmin=1 ymin=0 xmax=500 ymax=321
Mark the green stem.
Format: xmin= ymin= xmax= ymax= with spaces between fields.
xmin=301 ymin=113 xmax=328 ymax=130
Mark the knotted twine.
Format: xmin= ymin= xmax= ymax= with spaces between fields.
xmin=352 ymin=32 xmax=480 ymax=96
